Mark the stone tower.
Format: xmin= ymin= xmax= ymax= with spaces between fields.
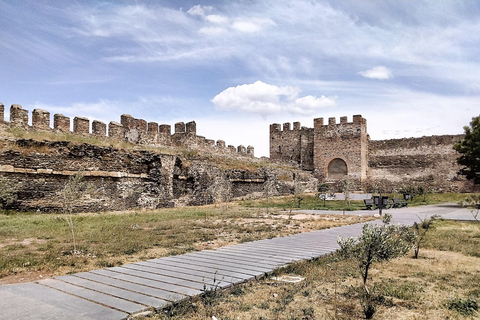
xmin=313 ymin=115 xmax=368 ymax=184
xmin=269 ymin=122 xmax=314 ymax=170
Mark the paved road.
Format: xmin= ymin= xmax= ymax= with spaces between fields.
xmin=0 ymin=204 xmax=476 ymax=320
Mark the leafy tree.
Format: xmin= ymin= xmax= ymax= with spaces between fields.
xmin=338 ymin=214 xmax=414 ymax=318
xmin=454 ymin=115 xmax=480 ymax=184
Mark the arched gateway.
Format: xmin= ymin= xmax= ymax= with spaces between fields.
xmin=327 ymin=158 xmax=347 ymax=179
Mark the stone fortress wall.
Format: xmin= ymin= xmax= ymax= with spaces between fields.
xmin=0 ymin=102 xmax=318 ymax=212
xmin=270 ymin=115 xmax=470 ymax=192
xmin=0 ymin=103 xmax=254 ymax=158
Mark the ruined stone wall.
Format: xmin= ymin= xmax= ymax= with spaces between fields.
xmin=314 ymin=115 xmax=368 ymax=184
xmin=368 ymin=135 xmax=469 ymax=192
xmin=269 ymin=122 xmax=314 ymax=170
xmin=0 ymin=139 xmax=314 ymax=212
xmin=0 ymin=140 xmax=179 ymax=211
xmin=0 ymin=103 xmax=254 ymax=159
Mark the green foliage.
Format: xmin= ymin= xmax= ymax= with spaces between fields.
xmin=338 ymin=214 xmax=414 ymax=319
xmin=419 ymin=219 xmax=480 ymax=258
xmin=446 ymin=297 xmax=478 ymax=316
xmin=317 ymin=183 xmax=330 ymax=207
xmin=454 ymin=115 xmax=480 ymax=184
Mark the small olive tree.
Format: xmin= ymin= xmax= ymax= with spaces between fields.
xmin=61 ymin=170 xmax=93 ymax=253
xmin=338 ymin=214 xmax=414 ymax=318
xmin=290 ymin=174 xmax=305 ymax=212
xmin=412 ymin=215 xmax=439 ymax=259
xmin=462 ymin=194 xmax=480 ymax=222
xmin=339 ymin=176 xmax=355 ymax=208
xmin=263 ymin=179 xmax=276 ymax=215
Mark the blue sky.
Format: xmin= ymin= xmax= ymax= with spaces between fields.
xmin=1 ymin=1 xmax=479 ymax=157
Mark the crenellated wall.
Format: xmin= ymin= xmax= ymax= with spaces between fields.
xmin=269 ymin=121 xmax=314 ymax=171
xmin=0 ymin=103 xmax=254 ymax=158
xmin=270 ymin=115 xmax=471 ymax=192
xmin=313 ymin=115 xmax=368 ymax=184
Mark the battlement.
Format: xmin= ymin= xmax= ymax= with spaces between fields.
xmin=270 ymin=115 xmax=368 ymax=182
xmin=0 ymin=103 xmax=254 ymax=157
xmin=314 ymin=114 xmax=365 ymax=127
xmin=270 ymin=121 xmax=302 ymax=133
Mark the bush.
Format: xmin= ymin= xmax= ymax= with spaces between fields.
xmin=446 ymin=297 xmax=478 ymax=316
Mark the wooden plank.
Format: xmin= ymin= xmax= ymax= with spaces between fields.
xmin=38 ymin=279 xmax=144 ymax=314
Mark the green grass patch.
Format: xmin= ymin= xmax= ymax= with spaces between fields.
xmin=421 ymin=219 xmax=480 ymax=257
xmin=240 ymin=194 xmax=366 ymax=211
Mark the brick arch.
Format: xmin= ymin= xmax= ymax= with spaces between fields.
xmin=327 ymin=158 xmax=348 ymax=180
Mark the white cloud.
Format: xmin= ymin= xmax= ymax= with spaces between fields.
xmin=187 ymin=5 xmax=212 ymax=17
xmin=231 ymin=18 xmax=276 ymax=33
xmin=205 ymin=14 xmax=229 ymax=24
xmin=358 ymin=66 xmax=393 ymax=80
xmin=212 ymin=81 xmax=336 ymax=118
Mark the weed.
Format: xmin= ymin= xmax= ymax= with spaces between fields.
xmin=258 ymin=301 xmax=270 ymax=309
xmin=230 ymin=285 xmax=245 ymax=296
xmin=375 ymin=279 xmax=424 ymax=301
xmin=446 ymin=297 xmax=478 ymax=316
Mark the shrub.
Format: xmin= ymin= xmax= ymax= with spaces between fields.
xmin=446 ymin=297 xmax=478 ymax=316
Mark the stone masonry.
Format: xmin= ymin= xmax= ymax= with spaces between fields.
xmin=0 ymin=103 xmax=254 ymax=158
xmin=270 ymin=115 xmax=468 ymax=191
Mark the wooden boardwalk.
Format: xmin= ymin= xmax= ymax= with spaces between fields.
xmin=0 ymin=205 xmax=473 ymax=320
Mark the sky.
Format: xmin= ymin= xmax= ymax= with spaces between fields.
xmin=1 ymin=0 xmax=479 ymax=157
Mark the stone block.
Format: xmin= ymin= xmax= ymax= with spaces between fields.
xmin=108 ymin=121 xmax=124 ymax=140
xmin=216 ymin=140 xmax=226 ymax=148
xmin=120 ymin=114 xmax=135 ymax=129
xmin=74 ymin=117 xmax=90 ymax=135
xmin=148 ymin=122 xmax=158 ymax=133
xmin=10 ymin=104 xmax=28 ymax=127
xmin=247 ymin=145 xmax=254 ymax=157
xmin=32 ymin=109 xmax=50 ymax=130
xmin=186 ymin=121 xmax=196 ymax=135
xmin=175 ymin=122 xmax=185 ymax=134
xmin=135 ymin=118 xmax=147 ymax=132
xmin=92 ymin=120 xmax=106 ymax=137
xmin=159 ymin=124 xmax=171 ymax=135
xmin=270 ymin=123 xmax=281 ymax=132
xmin=53 ymin=114 xmax=70 ymax=132
xmin=0 ymin=103 xmax=4 ymax=122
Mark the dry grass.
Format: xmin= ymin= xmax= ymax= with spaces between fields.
xmin=0 ymin=204 xmax=376 ymax=285
xmin=140 ymin=219 xmax=480 ymax=320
